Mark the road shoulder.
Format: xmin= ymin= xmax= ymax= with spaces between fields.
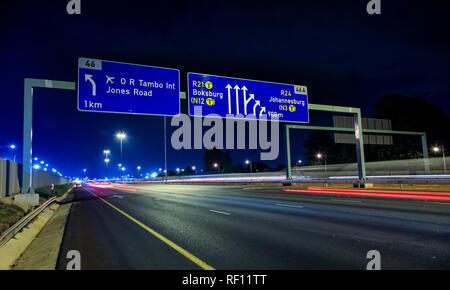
xmin=12 ymin=193 xmax=74 ymax=270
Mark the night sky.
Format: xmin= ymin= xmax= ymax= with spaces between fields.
xmin=0 ymin=0 xmax=448 ymax=178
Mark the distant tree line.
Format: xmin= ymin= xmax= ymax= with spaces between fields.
xmin=303 ymin=94 xmax=450 ymax=165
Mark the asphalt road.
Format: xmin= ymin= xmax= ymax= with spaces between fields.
xmin=57 ymin=184 xmax=450 ymax=270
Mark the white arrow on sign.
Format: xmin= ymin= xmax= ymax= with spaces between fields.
xmin=226 ymin=84 xmax=232 ymax=114
xmin=85 ymin=74 xmax=96 ymax=96
xmin=234 ymin=85 xmax=240 ymax=115
xmin=253 ymin=100 xmax=260 ymax=115
xmin=259 ymin=106 xmax=266 ymax=116
xmin=243 ymin=88 xmax=254 ymax=115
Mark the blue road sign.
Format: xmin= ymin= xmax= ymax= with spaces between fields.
xmin=187 ymin=73 xmax=309 ymax=123
xmin=78 ymin=58 xmax=180 ymax=116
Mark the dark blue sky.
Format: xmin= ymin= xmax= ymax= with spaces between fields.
xmin=0 ymin=0 xmax=448 ymax=178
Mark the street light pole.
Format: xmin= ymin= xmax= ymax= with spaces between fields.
xmin=214 ymin=163 xmax=220 ymax=174
xmin=433 ymin=145 xmax=447 ymax=174
xmin=104 ymin=158 xmax=110 ymax=179
xmin=116 ymin=132 xmax=126 ymax=181
xmin=443 ymin=146 xmax=447 ymax=174
xmin=316 ymin=153 xmax=327 ymax=177
xmin=103 ymin=150 xmax=110 ymax=179
xmin=245 ymin=160 xmax=252 ymax=173
xmin=164 ymin=116 xmax=168 ymax=182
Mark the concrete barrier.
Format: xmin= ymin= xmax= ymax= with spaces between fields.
xmin=0 ymin=158 xmax=67 ymax=197
xmin=141 ymin=157 xmax=449 ymax=183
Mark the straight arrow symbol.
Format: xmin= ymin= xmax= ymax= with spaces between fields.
xmin=226 ymin=84 xmax=232 ymax=114
xmin=234 ymin=85 xmax=240 ymax=115
xmin=85 ymin=74 xmax=96 ymax=96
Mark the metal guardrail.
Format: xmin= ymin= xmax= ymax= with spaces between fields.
xmin=0 ymin=196 xmax=56 ymax=247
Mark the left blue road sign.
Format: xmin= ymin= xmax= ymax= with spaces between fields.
xmin=78 ymin=58 xmax=180 ymax=116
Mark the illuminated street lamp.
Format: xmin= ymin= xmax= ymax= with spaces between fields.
xmin=297 ymin=160 xmax=302 ymax=165
xmin=316 ymin=153 xmax=327 ymax=176
xmin=9 ymin=144 xmax=17 ymax=162
xmin=104 ymin=158 xmax=110 ymax=179
xmin=213 ymin=162 xmax=220 ymax=174
xmin=245 ymin=159 xmax=253 ymax=173
xmin=116 ymin=132 xmax=126 ymax=164
xmin=137 ymin=166 xmax=141 ymax=177
xmin=432 ymin=145 xmax=447 ymax=174
xmin=116 ymin=132 xmax=127 ymax=180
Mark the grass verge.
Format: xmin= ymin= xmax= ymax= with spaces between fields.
xmin=0 ymin=202 xmax=25 ymax=236
xmin=34 ymin=183 xmax=73 ymax=199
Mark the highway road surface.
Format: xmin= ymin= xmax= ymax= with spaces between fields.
xmin=57 ymin=184 xmax=450 ymax=270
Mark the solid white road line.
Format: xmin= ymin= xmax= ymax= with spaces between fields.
xmin=275 ymin=203 xmax=304 ymax=209
xmin=209 ymin=209 xmax=231 ymax=215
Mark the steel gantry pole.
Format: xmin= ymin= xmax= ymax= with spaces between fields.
xmin=285 ymin=104 xmax=368 ymax=181
xmin=285 ymin=125 xmax=292 ymax=180
xmin=22 ymin=79 xmax=76 ymax=193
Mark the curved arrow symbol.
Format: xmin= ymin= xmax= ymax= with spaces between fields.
xmin=253 ymin=100 xmax=260 ymax=115
xmin=85 ymin=74 xmax=96 ymax=96
xmin=243 ymin=89 xmax=254 ymax=115
xmin=259 ymin=106 xmax=266 ymax=116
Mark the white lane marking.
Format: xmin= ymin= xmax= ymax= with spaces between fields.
xmin=275 ymin=203 xmax=304 ymax=209
xmin=209 ymin=209 xmax=231 ymax=215
xmin=243 ymin=187 xmax=269 ymax=190
xmin=331 ymin=199 xmax=362 ymax=203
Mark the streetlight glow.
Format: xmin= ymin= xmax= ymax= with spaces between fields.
xmin=116 ymin=132 xmax=126 ymax=140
